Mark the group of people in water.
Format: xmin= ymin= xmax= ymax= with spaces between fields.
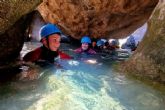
xmin=23 ymin=23 xmax=137 ymax=64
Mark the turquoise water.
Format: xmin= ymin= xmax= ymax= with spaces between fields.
xmin=0 ymin=42 xmax=165 ymax=110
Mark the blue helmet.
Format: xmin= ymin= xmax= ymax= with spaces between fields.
xmin=111 ymin=40 xmax=116 ymax=45
xmin=40 ymin=23 xmax=62 ymax=39
xmin=81 ymin=36 xmax=91 ymax=44
xmin=97 ymin=40 xmax=104 ymax=46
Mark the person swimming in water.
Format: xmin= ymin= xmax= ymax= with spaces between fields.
xmin=23 ymin=23 xmax=72 ymax=64
xmin=74 ymin=36 xmax=96 ymax=55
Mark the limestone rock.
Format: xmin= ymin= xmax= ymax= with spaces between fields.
xmin=0 ymin=1 xmax=42 ymax=65
xmin=38 ymin=0 xmax=158 ymax=39
xmin=0 ymin=0 xmax=42 ymax=34
xmin=123 ymin=0 xmax=165 ymax=83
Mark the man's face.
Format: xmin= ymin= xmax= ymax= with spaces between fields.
xmin=81 ymin=43 xmax=89 ymax=51
xmin=48 ymin=34 xmax=61 ymax=51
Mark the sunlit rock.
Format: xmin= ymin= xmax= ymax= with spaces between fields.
xmin=123 ymin=0 xmax=165 ymax=83
xmin=38 ymin=0 xmax=158 ymax=39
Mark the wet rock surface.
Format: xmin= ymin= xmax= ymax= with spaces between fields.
xmin=123 ymin=0 xmax=165 ymax=83
xmin=0 ymin=11 xmax=42 ymax=66
xmin=0 ymin=1 xmax=42 ymax=66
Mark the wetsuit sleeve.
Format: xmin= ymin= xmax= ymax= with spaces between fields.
xmin=58 ymin=51 xmax=73 ymax=60
xmin=89 ymin=49 xmax=96 ymax=54
xmin=74 ymin=48 xmax=82 ymax=53
xmin=23 ymin=47 xmax=42 ymax=62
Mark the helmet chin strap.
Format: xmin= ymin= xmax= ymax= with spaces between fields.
xmin=41 ymin=37 xmax=50 ymax=50
xmin=46 ymin=37 xmax=51 ymax=50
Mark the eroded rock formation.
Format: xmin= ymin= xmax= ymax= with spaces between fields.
xmin=0 ymin=1 xmax=42 ymax=66
xmin=0 ymin=0 xmax=42 ymax=34
xmin=38 ymin=0 xmax=158 ymax=39
xmin=123 ymin=0 xmax=165 ymax=83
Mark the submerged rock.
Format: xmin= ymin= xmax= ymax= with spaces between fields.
xmin=123 ymin=0 xmax=165 ymax=83
xmin=38 ymin=0 xmax=158 ymax=39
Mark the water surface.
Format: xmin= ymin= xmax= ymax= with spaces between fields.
xmin=0 ymin=42 xmax=164 ymax=110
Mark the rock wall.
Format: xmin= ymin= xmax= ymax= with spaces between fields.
xmin=24 ymin=11 xmax=45 ymax=41
xmin=0 ymin=1 xmax=42 ymax=65
xmin=123 ymin=0 xmax=165 ymax=83
xmin=38 ymin=0 xmax=158 ymax=39
xmin=0 ymin=0 xmax=42 ymax=35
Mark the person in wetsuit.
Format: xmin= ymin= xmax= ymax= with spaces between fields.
xmin=23 ymin=23 xmax=72 ymax=63
xmin=74 ymin=36 xmax=96 ymax=55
